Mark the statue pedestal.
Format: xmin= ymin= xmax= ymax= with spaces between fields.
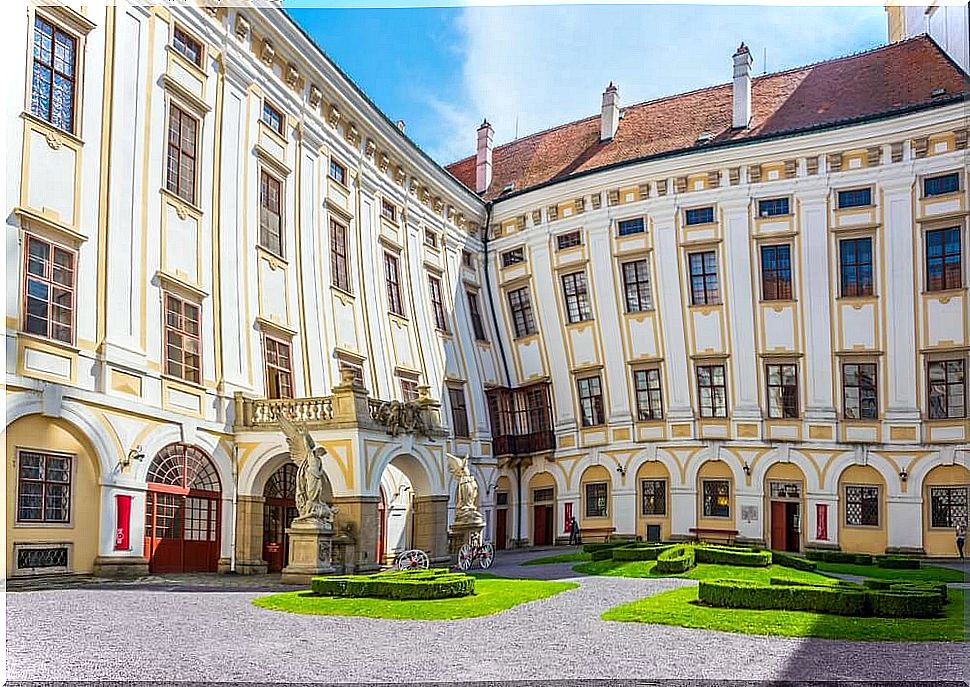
xmin=281 ymin=519 xmax=336 ymax=585
xmin=448 ymin=518 xmax=486 ymax=556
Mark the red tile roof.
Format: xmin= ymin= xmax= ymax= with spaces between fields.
xmin=446 ymin=36 xmax=969 ymax=200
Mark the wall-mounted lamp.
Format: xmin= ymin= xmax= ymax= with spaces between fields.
xmin=616 ymin=465 xmax=627 ymax=477
xmin=120 ymin=445 xmax=145 ymax=470
xmin=899 ymin=469 xmax=908 ymax=483
xmin=742 ymin=462 xmax=751 ymax=477
xmin=485 ymin=482 xmax=498 ymax=495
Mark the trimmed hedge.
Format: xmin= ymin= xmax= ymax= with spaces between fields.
xmin=655 ymin=545 xmax=695 ymax=574
xmin=700 ymin=578 xmax=945 ymax=618
xmin=590 ymin=548 xmax=617 ymax=561
xmin=771 ymin=551 xmax=817 ymax=572
xmin=875 ymin=555 xmax=921 ymax=569
xmin=310 ymin=568 xmax=475 ymax=600
xmin=610 ymin=544 xmax=673 ymax=562
xmin=804 ymin=550 xmax=874 ymax=565
xmin=694 ymin=544 xmax=771 ymax=567
xmin=862 ymin=578 xmax=947 ymax=601
xmin=582 ymin=542 xmax=624 ymax=554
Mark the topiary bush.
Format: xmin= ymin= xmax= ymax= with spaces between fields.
xmin=875 ymin=555 xmax=921 ymax=569
xmin=771 ymin=551 xmax=817 ymax=572
xmin=694 ymin=544 xmax=771 ymax=567
xmin=655 ymin=544 xmax=695 ymax=574
xmin=310 ymin=568 xmax=475 ymax=600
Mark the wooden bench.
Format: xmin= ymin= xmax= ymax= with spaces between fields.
xmin=688 ymin=527 xmax=738 ymax=544
xmin=580 ymin=526 xmax=616 ymax=543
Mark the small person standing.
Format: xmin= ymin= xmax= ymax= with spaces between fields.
xmin=957 ymin=523 xmax=967 ymax=560
xmin=569 ymin=516 xmax=581 ymax=546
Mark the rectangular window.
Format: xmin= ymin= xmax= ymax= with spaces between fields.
xmin=461 ymin=250 xmax=473 ymax=268
xmin=164 ymin=293 xmax=201 ymax=384
xmin=760 ymin=244 xmax=793 ymax=301
xmin=924 ymin=172 xmax=960 ymax=198
xmin=702 ymin=479 xmax=731 ymax=518
xmin=329 ymin=159 xmax=346 ymax=185
xmin=400 ymin=378 xmax=420 ymax=403
xmin=696 ymin=364 xmax=727 ymax=418
xmin=533 ymin=487 xmax=554 ymax=503
xmin=258 ymin=170 xmax=283 ymax=256
xmin=633 ymin=369 xmax=663 ymax=421
xmin=381 ymin=199 xmax=397 ymax=223
xmin=842 ymin=362 xmax=878 ymax=420
xmin=758 ymin=197 xmax=790 ymax=217
xmin=424 ymin=230 xmax=438 ymax=249
xmin=330 ymin=220 xmax=350 ymax=292
xmin=428 ymin=275 xmax=448 ymax=331
xmin=839 ymin=237 xmax=874 ymax=297
xmin=501 ymin=247 xmax=524 ymax=267
xmin=621 ymin=259 xmax=653 ymax=312
xmin=17 ymin=451 xmax=72 ymax=523
xmin=640 ymin=479 xmax=667 ymax=516
xmin=618 ymin=217 xmax=645 ymax=236
xmin=172 ymin=26 xmax=203 ymax=67
xmin=837 ymin=188 xmax=872 ymax=209
xmin=928 ymin=359 xmax=966 ymax=419
xmin=925 ymin=227 xmax=962 ymax=292
xmin=766 ymin=363 xmax=799 ymax=419
xmin=466 ymin=290 xmax=488 ymax=342
xmin=166 ymin=105 xmax=198 ymax=204
xmin=561 ymin=271 xmax=592 ymax=323
xmin=23 ymin=235 xmax=75 ymax=344
xmin=688 ymin=251 xmax=720 ymax=305
xmin=384 ymin=252 xmax=404 ymax=316
xmin=31 ymin=15 xmax=77 ymax=133
xmin=685 ymin=206 xmax=715 ymax=225
xmin=507 ymin=287 xmax=537 ymax=339
xmin=260 ymin=100 xmax=284 ymax=136
xmin=585 ymin=482 xmax=608 ymax=518
xmin=844 ymin=485 xmax=879 ymax=526
xmin=577 ymin=375 xmax=605 ymax=427
xmin=930 ymin=486 xmax=969 ymax=529
xmin=264 ymin=337 xmax=293 ymax=399
xmin=556 ymin=231 xmax=582 ymax=250
xmin=448 ymin=386 xmax=470 ymax=438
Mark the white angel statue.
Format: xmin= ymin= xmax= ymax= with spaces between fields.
xmin=278 ymin=413 xmax=337 ymax=528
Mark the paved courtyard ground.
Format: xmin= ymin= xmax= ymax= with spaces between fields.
xmin=6 ymin=549 xmax=968 ymax=683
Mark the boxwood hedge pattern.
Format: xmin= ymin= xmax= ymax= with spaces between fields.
xmin=310 ymin=568 xmax=475 ymax=600
xmin=700 ymin=578 xmax=945 ymax=618
xmin=770 ymin=551 xmax=817 ymax=572
xmin=654 ymin=545 xmax=696 ymax=574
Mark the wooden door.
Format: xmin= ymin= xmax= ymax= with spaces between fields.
xmin=145 ymin=491 xmax=184 ymax=573
xmin=495 ymin=508 xmax=508 ymax=550
xmin=770 ymin=501 xmax=787 ymax=551
xmin=533 ymin=505 xmax=549 ymax=545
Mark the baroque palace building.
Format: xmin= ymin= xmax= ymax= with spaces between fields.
xmin=5 ymin=0 xmax=970 ymax=578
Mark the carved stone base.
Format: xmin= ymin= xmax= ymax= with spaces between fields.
xmin=448 ymin=521 xmax=486 ymax=557
xmin=281 ymin=520 xmax=336 ymax=585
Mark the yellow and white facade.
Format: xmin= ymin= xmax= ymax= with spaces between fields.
xmin=5 ymin=0 xmax=970 ymax=579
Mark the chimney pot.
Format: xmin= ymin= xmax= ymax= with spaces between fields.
xmin=600 ymin=82 xmax=620 ymax=142
xmin=732 ymin=43 xmax=753 ymax=129
xmin=476 ymin=119 xmax=494 ymax=194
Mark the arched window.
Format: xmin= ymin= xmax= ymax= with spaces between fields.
xmin=264 ymin=463 xmax=297 ymax=499
xmin=147 ymin=444 xmax=220 ymax=493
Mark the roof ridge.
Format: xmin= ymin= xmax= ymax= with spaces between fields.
xmin=447 ymin=35 xmax=934 ymax=169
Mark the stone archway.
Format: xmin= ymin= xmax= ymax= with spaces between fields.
xmin=373 ymin=453 xmax=447 ymax=567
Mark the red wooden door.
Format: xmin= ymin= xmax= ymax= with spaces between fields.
xmin=770 ymin=501 xmax=787 ymax=550
xmin=262 ymin=502 xmax=296 ymax=572
xmin=533 ymin=505 xmax=553 ymax=545
xmin=495 ymin=508 xmax=508 ymax=550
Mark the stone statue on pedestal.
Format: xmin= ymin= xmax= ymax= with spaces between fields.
xmin=279 ymin=412 xmax=337 ymax=529
xmin=447 ymin=453 xmax=485 ymax=527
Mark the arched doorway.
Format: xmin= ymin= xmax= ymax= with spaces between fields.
xmin=262 ymin=463 xmax=297 ymax=573
xmin=377 ymin=453 xmax=444 ymax=565
xmin=764 ymin=461 xmax=806 ymax=552
xmin=144 ymin=443 xmax=221 ymax=573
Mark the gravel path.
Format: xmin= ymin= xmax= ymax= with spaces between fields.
xmin=7 ymin=549 xmax=969 ymax=683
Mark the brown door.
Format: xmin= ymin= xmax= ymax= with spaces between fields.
xmin=770 ymin=501 xmax=787 ymax=551
xmin=533 ymin=505 xmax=553 ymax=546
xmin=495 ymin=508 xmax=508 ymax=550
xmin=785 ymin=502 xmax=800 ymax=552
xmin=145 ymin=490 xmax=221 ymax=573
xmin=262 ymin=502 xmax=297 ymax=572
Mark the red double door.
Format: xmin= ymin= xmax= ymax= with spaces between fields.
xmin=144 ymin=486 xmax=221 ymax=573
xmin=770 ymin=501 xmax=800 ymax=552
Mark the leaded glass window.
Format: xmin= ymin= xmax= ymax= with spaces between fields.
xmin=702 ymin=479 xmax=730 ymax=518
xmin=17 ymin=451 xmax=72 ymax=523
xmin=31 ymin=16 xmax=77 ymax=133
xmin=844 ymin=485 xmax=879 ymax=526
xmin=641 ymin=479 xmax=666 ymax=516
xmin=585 ymin=482 xmax=608 ymax=518
xmin=930 ymin=486 xmax=968 ymax=529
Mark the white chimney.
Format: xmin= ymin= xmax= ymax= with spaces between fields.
xmin=600 ymin=82 xmax=620 ymax=142
xmin=475 ymin=119 xmax=493 ymax=194
xmin=732 ymin=43 xmax=753 ymax=129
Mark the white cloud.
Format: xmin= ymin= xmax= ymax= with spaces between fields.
xmin=434 ymin=4 xmax=885 ymax=163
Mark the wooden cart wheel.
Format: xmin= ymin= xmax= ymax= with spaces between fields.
xmin=479 ymin=542 xmax=495 ymax=569
xmin=457 ymin=543 xmax=473 ymax=571
xmin=397 ymin=549 xmax=429 ymax=570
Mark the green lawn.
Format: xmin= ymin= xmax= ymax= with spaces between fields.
xmin=521 ymin=551 xmax=592 ymax=566
xmin=812 ymin=561 xmax=965 ymax=583
xmin=252 ymin=575 xmax=577 ymax=620
xmin=574 ymin=558 xmax=835 ymax=585
xmin=603 ymin=586 xmax=966 ymax=642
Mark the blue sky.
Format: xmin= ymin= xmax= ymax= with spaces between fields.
xmin=284 ymin=3 xmax=888 ymax=165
